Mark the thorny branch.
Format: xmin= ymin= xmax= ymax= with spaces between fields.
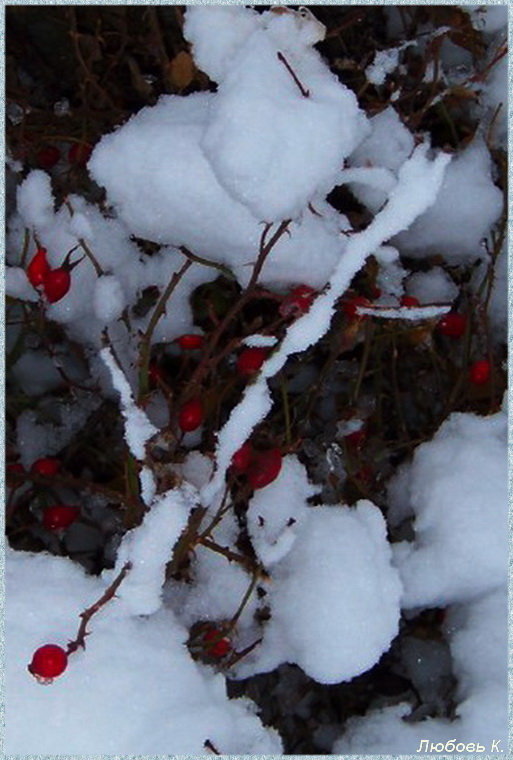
xmin=66 ymin=561 xmax=132 ymax=655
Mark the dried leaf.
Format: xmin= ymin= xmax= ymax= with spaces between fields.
xmin=167 ymin=50 xmax=195 ymax=90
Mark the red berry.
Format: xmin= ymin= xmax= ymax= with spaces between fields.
xmin=7 ymin=462 xmax=25 ymax=474
xmin=342 ymin=295 xmax=370 ymax=320
xmin=42 ymin=505 xmax=80 ymax=531
xmin=400 ymin=295 xmax=420 ymax=307
xmin=236 ymin=347 xmax=268 ymax=377
xmin=279 ymin=285 xmax=316 ymax=318
xmin=203 ymin=627 xmax=231 ymax=658
xmin=247 ymin=448 xmax=282 ymax=490
xmin=29 ymin=644 xmax=68 ymax=680
xmin=436 ymin=312 xmax=467 ymax=339
xmin=177 ymin=334 xmax=204 ymax=350
xmin=345 ymin=428 xmax=366 ymax=449
xmin=36 ymin=145 xmax=61 ymax=170
xmin=355 ymin=465 xmax=373 ymax=484
xmin=178 ymin=398 xmax=204 ymax=432
xmin=469 ymin=359 xmax=491 ymax=386
xmin=27 ymin=248 xmax=51 ymax=289
xmin=231 ymin=442 xmax=254 ymax=474
xmin=31 ymin=457 xmax=60 ymax=477
xmin=68 ymin=142 xmax=92 ymax=166
xmin=148 ymin=361 xmax=164 ymax=389
xmin=42 ymin=268 xmax=71 ymax=303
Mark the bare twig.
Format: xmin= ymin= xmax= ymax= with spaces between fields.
xmin=66 ymin=562 xmax=132 ymax=655
xmin=183 ymin=220 xmax=291 ymax=398
xmin=204 ymin=739 xmax=221 ymax=755
xmin=138 ymin=257 xmax=193 ymax=400
xmin=277 ymin=51 xmax=310 ymax=97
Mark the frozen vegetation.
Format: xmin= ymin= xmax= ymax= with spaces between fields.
xmin=5 ymin=5 xmax=508 ymax=755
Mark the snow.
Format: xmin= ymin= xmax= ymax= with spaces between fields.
xmin=333 ymin=587 xmax=508 ymax=754
xmin=5 ymin=548 xmax=282 ymax=754
xmin=92 ymin=274 xmax=125 ymax=323
xmin=5 ymin=266 xmax=39 ymax=302
xmin=238 ymin=502 xmax=402 ymax=685
xmin=203 ymin=143 xmax=450 ymax=505
xmin=16 ymin=393 xmax=102 ymax=469
xmin=106 ymin=483 xmax=198 ymax=616
xmin=405 ymin=266 xmax=460 ymax=304
xmin=366 ymin=47 xmax=401 ymax=85
xmin=100 ymin=347 xmax=157 ymax=460
xmin=395 ymin=140 xmax=503 ymax=261
xmin=16 ymin=170 xmax=54 ymax=228
xmin=247 ymin=455 xmax=319 ymax=567
xmin=200 ymin=14 xmax=368 ymax=221
xmin=389 ymin=408 xmax=508 ymax=608
xmin=347 ymin=106 xmax=414 ymax=213
xmin=357 ymin=303 xmax=450 ymax=321
xmin=6 ymin=5 xmax=508 ymax=754
xmin=242 ymin=334 xmax=278 ymax=348
xmin=184 ymin=5 xmax=261 ymax=83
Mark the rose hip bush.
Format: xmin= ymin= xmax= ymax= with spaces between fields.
xmin=5 ymin=5 xmax=508 ymax=755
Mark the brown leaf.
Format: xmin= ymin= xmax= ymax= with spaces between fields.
xmin=167 ymin=50 xmax=195 ymax=91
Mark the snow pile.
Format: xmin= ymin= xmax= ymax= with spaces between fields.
xmin=88 ymin=6 xmax=369 ymax=290
xmin=389 ymin=409 xmax=508 ymax=607
xmin=404 ymin=266 xmax=459 ymax=304
xmin=5 ymin=4 xmax=507 ymax=755
xmin=238 ymin=502 xmax=402 ymax=685
xmin=5 ymin=548 xmax=282 ymax=754
xmin=394 ymin=140 xmax=502 ymax=261
xmin=334 ymin=587 xmax=508 ymax=754
xmin=348 ymin=113 xmax=502 ymax=265
xmin=347 ymin=107 xmax=414 ymax=213
xmin=334 ymin=406 xmax=508 ymax=753
xmin=247 ymin=455 xmax=319 ymax=567
xmin=196 ymin=7 xmax=368 ymax=220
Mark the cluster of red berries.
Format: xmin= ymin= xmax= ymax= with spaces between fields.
xmin=36 ymin=142 xmax=92 ymax=171
xmin=26 ymin=247 xmax=81 ymax=303
xmin=231 ymin=442 xmax=282 ymax=489
xmin=279 ymin=284 xmax=317 ymax=318
xmin=12 ymin=456 xmax=81 ymax=530
xmin=201 ymin=626 xmax=232 ymax=659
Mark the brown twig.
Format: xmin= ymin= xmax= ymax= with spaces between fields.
xmin=183 ymin=220 xmax=291 ymax=398
xmin=198 ymin=536 xmax=261 ymax=575
xmin=66 ymin=562 xmax=132 ymax=655
xmin=204 ymin=739 xmax=221 ymax=755
xmin=225 ymin=636 xmax=263 ymax=668
xmin=138 ymin=256 xmax=193 ymax=401
xmin=277 ymin=51 xmax=310 ymax=97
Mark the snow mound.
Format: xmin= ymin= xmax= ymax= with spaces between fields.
xmin=247 ymin=454 xmax=319 ymax=567
xmin=239 ymin=502 xmax=402 ymax=684
xmin=333 ymin=587 xmax=508 ymax=753
xmin=394 ymin=140 xmax=502 ymax=261
xmin=198 ymin=8 xmax=368 ymax=221
xmin=389 ymin=409 xmax=508 ymax=608
xmin=6 ymin=548 xmax=282 ymax=754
